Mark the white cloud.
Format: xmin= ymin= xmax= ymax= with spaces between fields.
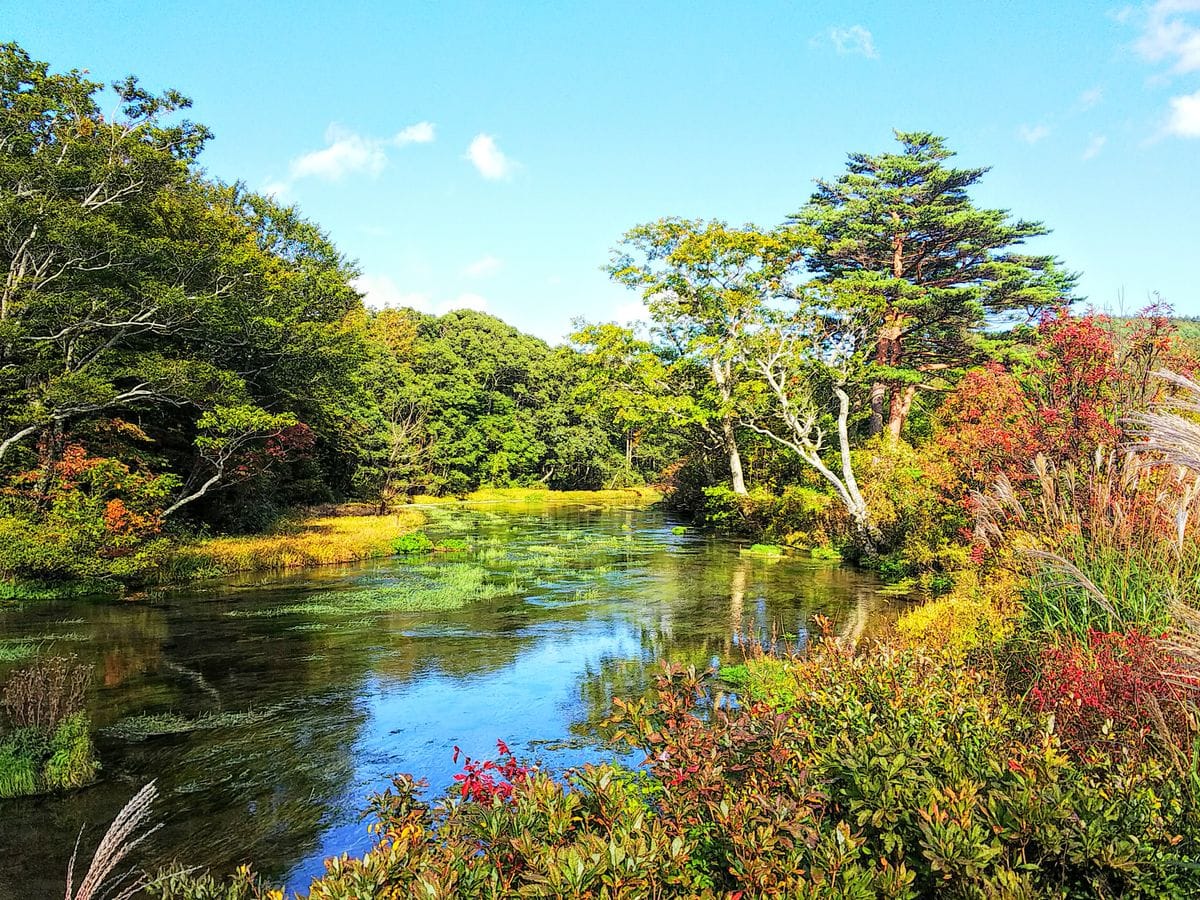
xmin=290 ymin=124 xmax=388 ymax=181
xmin=1018 ymin=123 xmax=1051 ymax=144
xmin=394 ymin=121 xmax=436 ymax=145
xmin=1082 ymin=134 xmax=1108 ymax=159
xmin=280 ymin=120 xmax=435 ymax=188
xmin=828 ymin=25 xmax=878 ymax=58
xmin=1079 ymin=86 xmax=1104 ymax=109
xmin=353 ymin=274 xmax=433 ymax=311
xmin=1135 ymin=0 xmax=1200 ymax=74
xmin=1167 ymin=88 xmax=1200 ymax=134
xmin=465 ymin=133 xmax=515 ymax=179
xmin=353 ymin=275 xmax=489 ymax=315
xmin=261 ymin=180 xmax=292 ymax=201
xmin=463 ymin=254 xmax=503 ymax=277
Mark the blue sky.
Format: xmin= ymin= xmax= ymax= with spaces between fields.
xmin=10 ymin=1 xmax=1200 ymax=341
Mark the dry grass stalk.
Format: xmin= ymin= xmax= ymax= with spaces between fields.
xmin=3 ymin=656 xmax=91 ymax=732
xmin=65 ymin=781 xmax=160 ymax=900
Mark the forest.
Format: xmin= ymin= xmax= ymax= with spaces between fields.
xmin=8 ymin=39 xmax=1200 ymax=899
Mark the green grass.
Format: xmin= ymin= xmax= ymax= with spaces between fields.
xmin=227 ymin=563 xmax=517 ymax=619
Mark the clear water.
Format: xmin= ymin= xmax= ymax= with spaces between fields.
xmin=0 ymin=502 xmax=886 ymax=898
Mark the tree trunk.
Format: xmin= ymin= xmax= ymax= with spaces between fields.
xmin=723 ymin=414 xmax=748 ymax=495
xmin=886 ymin=384 xmax=917 ymax=441
xmin=710 ymin=356 xmax=748 ymax=495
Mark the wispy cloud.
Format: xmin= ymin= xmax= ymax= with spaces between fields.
xmin=823 ymin=24 xmax=879 ymax=58
xmin=265 ymin=120 xmax=435 ymax=196
xmin=463 ymin=254 xmax=503 ymax=277
xmin=1078 ymin=86 xmax=1104 ymax=109
xmin=1018 ymin=123 xmax=1052 ymax=144
xmin=1082 ymin=134 xmax=1108 ymax=159
xmin=353 ymin=275 xmax=490 ymax=315
xmin=290 ymin=124 xmax=390 ymax=181
xmin=1167 ymin=88 xmax=1200 ymax=134
xmin=465 ymin=134 xmax=516 ymax=179
xmin=1134 ymin=0 xmax=1200 ymax=74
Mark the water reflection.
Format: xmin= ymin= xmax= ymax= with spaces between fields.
xmin=0 ymin=503 xmax=885 ymax=897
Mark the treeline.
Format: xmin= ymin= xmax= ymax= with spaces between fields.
xmin=4 ymin=40 xmax=1197 ymax=593
xmin=0 ymin=43 xmax=681 ymax=591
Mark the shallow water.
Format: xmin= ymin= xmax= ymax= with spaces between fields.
xmin=0 ymin=503 xmax=887 ymax=898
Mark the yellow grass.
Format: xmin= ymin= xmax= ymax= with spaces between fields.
xmin=165 ymin=509 xmax=425 ymax=581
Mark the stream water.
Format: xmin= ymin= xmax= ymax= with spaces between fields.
xmin=0 ymin=502 xmax=888 ymax=898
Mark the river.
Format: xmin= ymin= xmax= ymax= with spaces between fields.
xmin=0 ymin=501 xmax=887 ymax=897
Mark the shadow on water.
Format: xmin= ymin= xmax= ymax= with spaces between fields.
xmin=0 ymin=503 xmax=889 ymax=897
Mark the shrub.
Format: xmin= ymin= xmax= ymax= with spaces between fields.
xmin=156 ymin=641 xmax=1200 ymax=898
xmin=1027 ymin=629 xmax=1194 ymax=756
xmin=894 ymin=569 xmax=1020 ymax=661
xmin=0 ymin=445 xmax=175 ymax=588
xmin=391 ymin=531 xmax=434 ymax=554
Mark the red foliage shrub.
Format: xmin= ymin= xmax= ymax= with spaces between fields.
xmin=451 ymin=739 xmax=533 ymax=803
xmin=1029 ymin=629 xmax=1192 ymax=755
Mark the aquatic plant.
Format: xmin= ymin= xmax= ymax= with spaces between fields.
xmin=391 ymin=531 xmax=434 ymax=554
xmin=104 ymin=708 xmax=277 ymax=742
xmin=227 ymin=563 xmax=516 ymax=619
xmin=670 ymin=525 xmax=687 ymax=535
xmin=740 ymin=543 xmax=784 ymax=558
xmin=2 ymin=655 xmax=91 ymax=732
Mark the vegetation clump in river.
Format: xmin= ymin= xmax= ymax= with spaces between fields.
xmin=0 ymin=657 xmax=98 ymax=798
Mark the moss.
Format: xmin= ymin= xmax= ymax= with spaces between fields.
xmin=671 ymin=525 xmax=687 ymax=535
xmin=740 ymin=543 xmax=785 ymax=558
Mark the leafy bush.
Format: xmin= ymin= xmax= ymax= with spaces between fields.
xmin=894 ymin=569 xmax=1019 ymax=661
xmin=391 ymin=530 xmax=434 ymax=554
xmin=0 ymin=445 xmax=175 ymax=588
xmin=1027 ymin=629 xmax=1194 ymax=757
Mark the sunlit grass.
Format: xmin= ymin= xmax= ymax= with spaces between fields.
xmin=164 ymin=509 xmax=426 ymax=581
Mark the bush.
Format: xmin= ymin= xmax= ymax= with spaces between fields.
xmin=1026 ymin=629 xmax=1194 ymax=757
xmin=391 ymin=531 xmax=434 ymax=554
xmin=894 ymin=569 xmax=1020 ymax=661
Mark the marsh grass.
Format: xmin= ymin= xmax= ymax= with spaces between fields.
xmin=104 ymin=708 xmax=277 ymax=741
xmin=977 ymin=451 xmax=1199 ymax=637
xmin=164 ymin=510 xmax=426 ymax=581
xmin=227 ymin=563 xmax=518 ymax=619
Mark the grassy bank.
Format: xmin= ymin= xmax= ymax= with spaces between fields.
xmin=162 ymin=509 xmax=426 ymax=582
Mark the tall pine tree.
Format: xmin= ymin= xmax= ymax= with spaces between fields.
xmin=793 ymin=131 xmax=1076 ymax=439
